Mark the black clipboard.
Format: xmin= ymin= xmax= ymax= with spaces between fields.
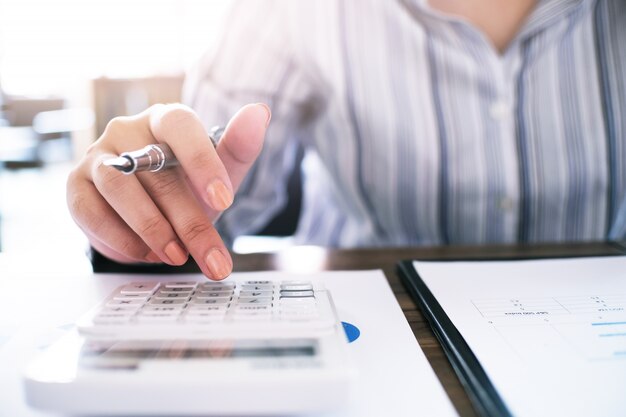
xmin=397 ymin=260 xmax=512 ymax=417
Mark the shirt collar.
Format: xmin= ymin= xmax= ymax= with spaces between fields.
xmin=401 ymin=0 xmax=593 ymax=38
xmin=398 ymin=0 xmax=594 ymax=52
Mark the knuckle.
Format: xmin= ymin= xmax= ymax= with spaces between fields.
xmin=154 ymin=105 xmax=199 ymax=136
xmin=96 ymin=162 xmax=127 ymax=192
xmin=84 ymin=141 xmax=101 ymax=158
xmin=179 ymin=216 xmax=213 ymax=243
xmin=72 ymin=195 xmax=107 ymax=235
xmin=118 ymin=236 xmax=147 ymax=260
xmin=103 ymin=116 xmax=132 ymax=136
xmin=67 ymin=188 xmax=88 ymax=221
xmin=66 ymin=167 xmax=81 ymax=191
xmin=188 ymin=150 xmax=213 ymax=171
xmin=137 ymin=214 xmax=165 ymax=238
xmin=95 ymin=114 xmax=149 ymax=152
xmin=147 ymin=172 xmax=182 ymax=199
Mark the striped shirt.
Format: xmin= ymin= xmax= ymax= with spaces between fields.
xmin=184 ymin=0 xmax=626 ymax=248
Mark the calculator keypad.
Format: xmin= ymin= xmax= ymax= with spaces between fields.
xmin=92 ymin=280 xmax=320 ymax=326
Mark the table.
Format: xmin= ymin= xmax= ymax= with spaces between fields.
xmin=55 ymin=241 xmax=626 ymax=416
xmin=230 ymin=242 xmax=626 ymax=417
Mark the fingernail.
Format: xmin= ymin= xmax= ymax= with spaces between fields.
xmin=144 ymin=251 xmax=161 ymax=263
xmin=255 ymin=103 xmax=272 ymax=128
xmin=207 ymin=179 xmax=233 ymax=211
xmin=205 ymin=249 xmax=231 ymax=280
xmin=164 ymin=241 xmax=188 ymax=265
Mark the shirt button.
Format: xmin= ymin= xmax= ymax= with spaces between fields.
xmin=498 ymin=197 xmax=514 ymax=211
xmin=489 ymin=100 xmax=511 ymax=120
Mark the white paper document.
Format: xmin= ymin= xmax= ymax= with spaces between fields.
xmin=0 ymin=268 xmax=457 ymax=417
xmin=414 ymin=256 xmax=626 ymax=417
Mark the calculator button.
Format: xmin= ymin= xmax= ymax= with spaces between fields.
xmin=190 ymin=298 xmax=229 ymax=305
xmin=198 ymin=287 xmax=234 ymax=293
xmin=139 ymin=308 xmax=181 ymax=317
xmin=164 ymin=282 xmax=198 ymax=288
xmin=234 ymin=305 xmax=271 ymax=313
xmin=103 ymin=305 xmax=143 ymax=312
xmin=241 ymin=284 xmax=274 ymax=291
xmin=106 ymin=299 xmax=145 ymax=307
xmin=113 ymin=293 xmax=150 ymax=301
xmin=239 ymin=290 xmax=273 ymax=297
xmin=153 ymin=292 xmax=191 ymax=300
xmin=159 ymin=287 xmax=194 ymax=294
xmin=279 ymin=290 xmax=315 ymax=298
xmin=120 ymin=282 xmax=160 ymax=295
xmin=194 ymin=291 xmax=233 ymax=298
xmin=197 ymin=287 xmax=234 ymax=294
xmin=237 ymin=297 xmax=272 ymax=305
xmin=187 ymin=305 xmax=228 ymax=313
xmin=142 ymin=305 xmax=184 ymax=312
xmin=136 ymin=313 xmax=180 ymax=323
xmin=280 ymin=282 xmax=313 ymax=291
xmin=245 ymin=280 xmax=272 ymax=285
xmin=199 ymin=282 xmax=235 ymax=290
xmin=148 ymin=299 xmax=187 ymax=305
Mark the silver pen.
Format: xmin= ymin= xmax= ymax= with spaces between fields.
xmin=103 ymin=126 xmax=225 ymax=174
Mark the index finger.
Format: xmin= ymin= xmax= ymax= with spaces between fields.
xmin=148 ymin=103 xmax=234 ymax=212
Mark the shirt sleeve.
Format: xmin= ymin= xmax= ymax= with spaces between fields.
xmin=182 ymin=0 xmax=323 ymax=246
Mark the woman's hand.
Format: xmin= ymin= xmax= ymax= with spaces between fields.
xmin=67 ymin=103 xmax=271 ymax=280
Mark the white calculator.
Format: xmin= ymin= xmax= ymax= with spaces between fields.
xmin=24 ymin=278 xmax=356 ymax=416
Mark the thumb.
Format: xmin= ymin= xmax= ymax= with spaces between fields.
xmin=216 ymin=103 xmax=271 ymax=192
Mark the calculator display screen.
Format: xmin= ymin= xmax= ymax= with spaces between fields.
xmin=78 ymin=339 xmax=317 ymax=369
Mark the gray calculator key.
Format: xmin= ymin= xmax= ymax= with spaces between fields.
xmin=103 ymin=305 xmax=142 ymax=312
xmin=106 ymin=299 xmax=144 ymax=307
xmin=187 ymin=305 xmax=227 ymax=313
xmin=235 ymin=305 xmax=271 ymax=313
xmin=280 ymin=282 xmax=313 ymax=291
xmin=120 ymin=282 xmax=159 ymax=295
xmin=241 ymin=284 xmax=274 ymax=291
xmin=199 ymin=282 xmax=235 ymax=290
xmin=154 ymin=292 xmax=191 ymax=300
xmin=159 ymin=287 xmax=194 ymax=294
xmin=190 ymin=298 xmax=229 ymax=305
xmin=164 ymin=281 xmax=198 ymax=288
xmin=237 ymin=297 xmax=272 ymax=305
xmin=148 ymin=298 xmax=187 ymax=305
xmin=113 ymin=293 xmax=150 ymax=301
xmin=136 ymin=314 xmax=180 ymax=323
xmin=139 ymin=308 xmax=181 ymax=316
xmin=197 ymin=287 xmax=234 ymax=294
xmin=279 ymin=290 xmax=314 ymax=298
xmin=194 ymin=291 xmax=233 ymax=298
xmin=239 ymin=290 xmax=273 ymax=297
xmin=142 ymin=305 xmax=184 ymax=312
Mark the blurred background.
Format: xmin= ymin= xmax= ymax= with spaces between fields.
xmin=0 ymin=0 xmax=290 ymax=259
